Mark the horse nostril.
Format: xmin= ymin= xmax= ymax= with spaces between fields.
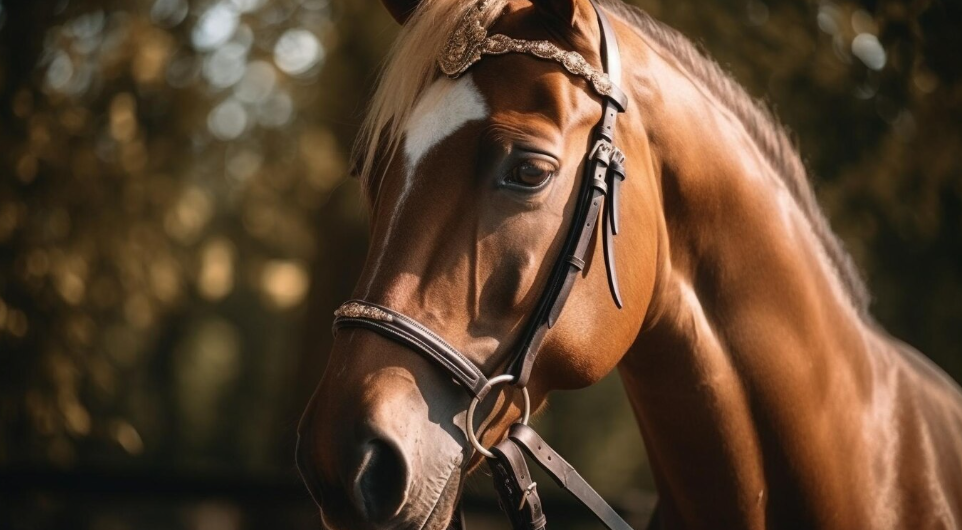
xmin=352 ymin=437 xmax=411 ymax=523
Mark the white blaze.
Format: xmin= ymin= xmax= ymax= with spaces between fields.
xmin=403 ymin=74 xmax=489 ymax=169
xmin=362 ymin=74 xmax=489 ymax=296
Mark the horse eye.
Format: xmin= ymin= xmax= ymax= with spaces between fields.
xmin=506 ymin=159 xmax=556 ymax=189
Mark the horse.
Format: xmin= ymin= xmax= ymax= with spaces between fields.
xmin=296 ymin=0 xmax=962 ymax=528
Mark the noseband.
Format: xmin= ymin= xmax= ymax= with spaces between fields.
xmin=333 ymin=1 xmax=634 ymax=528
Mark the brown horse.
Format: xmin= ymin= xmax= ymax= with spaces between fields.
xmin=297 ymin=0 xmax=962 ymax=528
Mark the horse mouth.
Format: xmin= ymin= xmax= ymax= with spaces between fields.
xmin=415 ymin=460 xmax=463 ymax=530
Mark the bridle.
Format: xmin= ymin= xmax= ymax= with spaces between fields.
xmin=332 ymin=1 xmax=634 ymax=528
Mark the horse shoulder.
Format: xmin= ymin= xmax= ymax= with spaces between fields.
xmin=864 ymin=326 xmax=962 ymax=528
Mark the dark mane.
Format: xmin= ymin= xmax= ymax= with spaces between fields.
xmin=600 ymin=0 xmax=871 ymax=317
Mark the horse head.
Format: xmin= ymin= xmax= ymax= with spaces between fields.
xmin=296 ymin=0 xmax=660 ymax=527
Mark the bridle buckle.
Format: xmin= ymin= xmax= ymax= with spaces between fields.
xmin=589 ymin=138 xmax=615 ymax=164
xmin=518 ymin=482 xmax=539 ymax=510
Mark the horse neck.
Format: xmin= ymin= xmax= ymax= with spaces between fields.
xmin=615 ymin=27 xmax=878 ymax=527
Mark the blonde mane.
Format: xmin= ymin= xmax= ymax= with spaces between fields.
xmin=354 ymin=0 xmax=507 ymax=189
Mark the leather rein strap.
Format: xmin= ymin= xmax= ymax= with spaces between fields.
xmin=333 ymin=1 xmax=634 ymax=528
xmin=509 ymin=424 xmax=633 ymax=530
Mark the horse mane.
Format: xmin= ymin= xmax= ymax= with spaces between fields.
xmin=596 ymin=0 xmax=871 ymax=317
xmin=353 ymin=0 xmax=871 ymax=318
xmin=353 ymin=0 xmax=507 ymax=192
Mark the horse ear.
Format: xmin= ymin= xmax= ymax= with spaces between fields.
xmin=381 ymin=0 xmax=421 ymax=24
xmin=531 ymin=0 xmax=587 ymax=28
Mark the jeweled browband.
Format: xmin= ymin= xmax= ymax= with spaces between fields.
xmin=438 ymin=0 xmax=615 ymax=98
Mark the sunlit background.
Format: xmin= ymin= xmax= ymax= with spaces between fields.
xmin=1 ymin=0 xmax=959 ymax=528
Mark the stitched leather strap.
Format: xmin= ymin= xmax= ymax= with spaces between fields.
xmin=509 ymin=423 xmax=633 ymax=530
xmin=333 ymin=300 xmax=490 ymax=397
xmin=548 ymin=139 xmax=618 ymax=325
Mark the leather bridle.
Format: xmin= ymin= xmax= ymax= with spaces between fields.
xmin=333 ymin=1 xmax=634 ymax=528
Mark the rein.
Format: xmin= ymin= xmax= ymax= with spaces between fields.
xmin=333 ymin=1 xmax=634 ymax=528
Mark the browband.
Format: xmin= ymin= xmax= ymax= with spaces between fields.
xmin=439 ymin=0 xmax=628 ymax=110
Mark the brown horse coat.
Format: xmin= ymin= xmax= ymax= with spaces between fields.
xmin=298 ymin=1 xmax=962 ymax=528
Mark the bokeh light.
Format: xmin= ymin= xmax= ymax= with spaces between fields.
xmin=204 ymin=42 xmax=249 ymax=88
xmin=852 ymin=33 xmax=886 ymax=71
xmin=208 ymin=98 xmax=249 ymax=140
xmin=150 ymin=0 xmax=189 ymax=27
xmin=273 ymin=28 xmax=323 ymax=76
xmin=192 ymin=3 xmax=240 ymax=51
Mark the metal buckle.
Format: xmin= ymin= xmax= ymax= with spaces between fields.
xmin=466 ymin=374 xmax=531 ymax=459
xmin=589 ymin=139 xmax=614 ymax=164
xmin=518 ymin=482 xmax=539 ymax=510
xmin=610 ymin=146 xmax=625 ymax=168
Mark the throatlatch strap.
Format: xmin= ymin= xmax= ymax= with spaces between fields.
xmin=603 ymin=147 xmax=626 ymax=308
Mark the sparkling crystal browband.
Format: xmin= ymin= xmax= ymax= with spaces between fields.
xmin=334 ymin=301 xmax=394 ymax=322
xmin=438 ymin=0 xmax=614 ymax=97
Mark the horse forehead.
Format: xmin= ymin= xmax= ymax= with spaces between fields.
xmin=403 ymin=74 xmax=489 ymax=171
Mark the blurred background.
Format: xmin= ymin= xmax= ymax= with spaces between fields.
xmin=0 ymin=0 xmax=959 ymax=528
